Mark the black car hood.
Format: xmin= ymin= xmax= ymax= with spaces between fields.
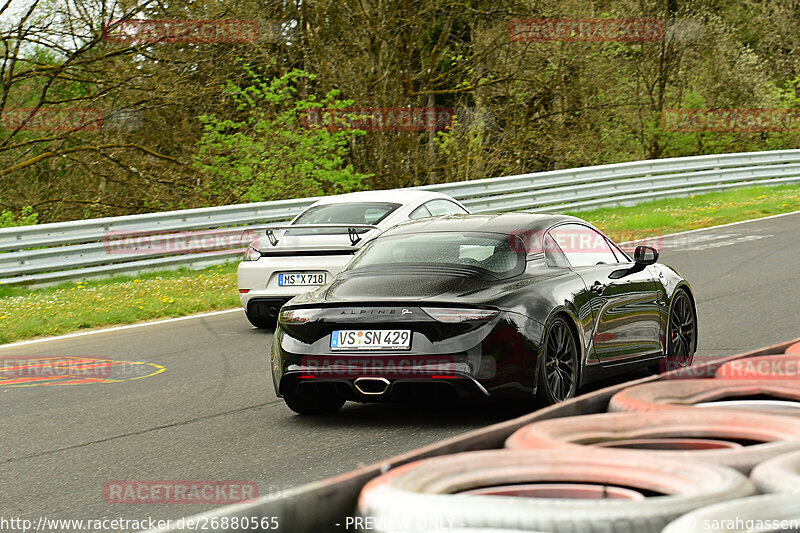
xmin=323 ymin=271 xmax=468 ymax=302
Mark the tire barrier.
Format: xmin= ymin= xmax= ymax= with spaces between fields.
xmin=147 ymin=338 xmax=800 ymax=533
xmin=660 ymin=493 xmax=800 ymax=533
xmin=608 ymin=379 xmax=800 ymax=417
xmin=504 ymin=410 xmax=800 ymax=473
xmin=750 ymin=450 xmax=800 ymax=494
xmin=715 ymin=353 xmax=800 ymax=380
xmin=357 ymin=449 xmax=754 ymax=533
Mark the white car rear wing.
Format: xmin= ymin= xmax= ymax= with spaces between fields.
xmin=264 ymin=224 xmax=380 ymax=247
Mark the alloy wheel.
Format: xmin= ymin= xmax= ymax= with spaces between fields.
xmin=543 ymin=317 xmax=579 ymax=403
xmin=668 ymin=291 xmax=696 ymax=367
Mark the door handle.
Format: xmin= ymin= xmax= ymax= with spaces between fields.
xmin=589 ymin=281 xmax=606 ymax=295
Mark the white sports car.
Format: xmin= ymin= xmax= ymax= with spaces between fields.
xmin=237 ymin=190 xmax=469 ymax=328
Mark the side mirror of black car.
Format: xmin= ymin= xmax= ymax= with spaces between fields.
xmin=634 ymin=245 xmax=658 ymax=265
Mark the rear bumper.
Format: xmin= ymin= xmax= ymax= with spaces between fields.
xmin=271 ymin=311 xmax=545 ymax=402
xmin=279 ymin=372 xmax=490 ymax=403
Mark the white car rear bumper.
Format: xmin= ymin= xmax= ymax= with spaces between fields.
xmin=237 ymin=254 xmax=353 ymax=312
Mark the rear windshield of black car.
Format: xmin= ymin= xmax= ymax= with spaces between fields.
xmin=344 ymin=231 xmax=524 ymax=277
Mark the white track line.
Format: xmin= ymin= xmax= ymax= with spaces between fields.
xmin=3 ymin=208 xmax=800 ymax=349
xmin=0 ymin=308 xmax=242 ymax=349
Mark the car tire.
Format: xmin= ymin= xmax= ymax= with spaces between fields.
xmin=505 ymin=410 xmax=800 ymax=473
xmin=245 ymin=311 xmax=277 ymax=330
xmin=608 ymin=379 xmax=800 ymax=417
xmin=663 ymin=288 xmax=697 ymax=372
xmin=358 ymin=449 xmax=754 ymax=533
xmin=750 ymin=450 xmax=800 ymax=494
xmin=535 ymin=315 xmax=580 ymax=407
xmin=283 ymin=386 xmax=345 ymax=416
xmin=661 ymin=493 xmax=800 ymax=533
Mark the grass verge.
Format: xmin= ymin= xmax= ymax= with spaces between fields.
xmin=2 ymin=182 xmax=800 ymax=344
xmin=0 ymin=264 xmax=238 ymax=344
xmin=576 ymin=183 xmax=800 ymax=243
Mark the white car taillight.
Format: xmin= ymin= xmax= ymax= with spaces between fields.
xmin=242 ymin=245 xmax=261 ymax=261
xmin=279 ymin=308 xmax=319 ymax=324
xmin=421 ymin=308 xmax=499 ymax=323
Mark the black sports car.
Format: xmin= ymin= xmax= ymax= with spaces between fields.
xmin=271 ymin=213 xmax=697 ymax=415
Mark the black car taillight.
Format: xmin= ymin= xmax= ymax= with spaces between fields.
xmin=279 ymin=308 xmax=320 ymax=324
xmin=421 ymin=308 xmax=499 ymax=323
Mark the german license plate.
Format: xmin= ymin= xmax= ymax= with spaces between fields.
xmin=278 ymin=272 xmax=327 ymax=286
xmin=330 ymin=330 xmax=411 ymax=351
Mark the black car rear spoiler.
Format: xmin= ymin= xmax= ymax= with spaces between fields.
xmin=265 ymin=224 xmax=380 ymax=247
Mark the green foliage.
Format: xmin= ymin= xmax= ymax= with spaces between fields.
xmin=0 ymin=206 xmax=38 ymax=228
xmin=6 ymin=0 xmax=800 ymax=223
xmin=194 ymin=64 xmax=371 ymax=203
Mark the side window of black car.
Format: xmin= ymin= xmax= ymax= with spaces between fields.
xmin=543 ymin=233 xmax=570 ymax=268
xmin=550 ymin=224 xmax=619 ymax=267
xmin=607 ymin=238 xmax=630 ymax=263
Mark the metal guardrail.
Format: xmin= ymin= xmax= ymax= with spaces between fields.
xmin=2 ymin=149 xmax=800 ymax=285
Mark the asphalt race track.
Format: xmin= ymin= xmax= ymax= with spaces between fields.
xmin=2 ymin=212 xmax=799 ymax=528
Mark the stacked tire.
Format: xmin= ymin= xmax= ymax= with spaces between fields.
xmin=660 ymin=450 xmax=800 ymax=532
xmin=751 ymin=449 xmax=800 ymax=494
xmin=609 ymin=351 xmax=800 ymax=416
xmin=504 ymin=410 xmax=800 ymax=473
xmin=358 ymin=342 xmax=800 ymax=532
xmin=358 ymin=450 xmax=753 ymax=533
xmin=608 ymin=379 xmax=800 ymax=416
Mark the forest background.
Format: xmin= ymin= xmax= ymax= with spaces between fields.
xmin=1 ymin=0 xmax=799 ymax=226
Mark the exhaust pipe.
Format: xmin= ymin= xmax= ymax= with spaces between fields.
xmin=354 ymin=377 xmax=390 ymax=395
